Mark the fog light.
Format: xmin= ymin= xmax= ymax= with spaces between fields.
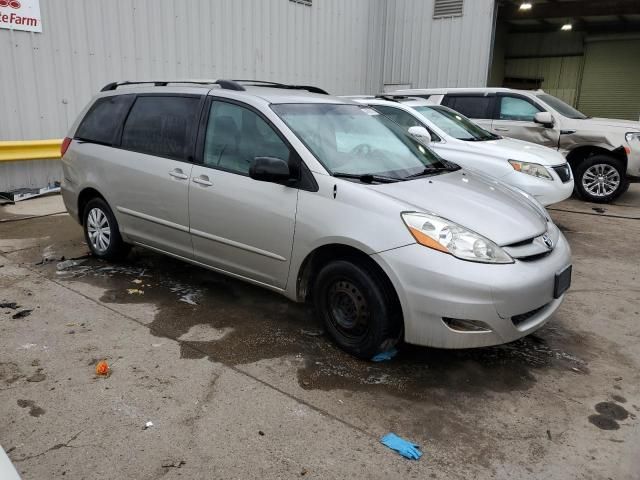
xmin=442 ymin=318 xmax=492 ymax=332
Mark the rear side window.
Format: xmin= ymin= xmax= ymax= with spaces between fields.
xmin=75 ymin=95 xmax=134 ymax=145
xmin=372 ymin=105 xmax=439 ymax=141
xmin=121 ymin=96 xmax=201 ymax=161
xmin=442 ymin=95 xmax=492 ymax=119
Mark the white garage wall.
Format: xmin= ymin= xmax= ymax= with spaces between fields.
xmin=381 ymin=0 xmax=496 ymax=89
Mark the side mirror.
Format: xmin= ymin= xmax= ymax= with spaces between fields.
xmin=534 ymin=111 xmax=554 ymax=127
xmin=249 ymin=157 xmax=292 ymax=183
xmin=408 ymin=125 xmax=431 ymax=144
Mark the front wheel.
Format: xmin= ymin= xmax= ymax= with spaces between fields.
xmin=574 ymin=155 xmax=629 ymax=203
xmin=83 ymin=197 xmax=130 ymax=260
xmin=312 ymin=260 xmax=401 ymax=360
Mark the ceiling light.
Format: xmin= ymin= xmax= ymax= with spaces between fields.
xmin=561 ymin=23 xmax=573 ymax=31
xmin=519 ymin=2 xmax=532 ymax=11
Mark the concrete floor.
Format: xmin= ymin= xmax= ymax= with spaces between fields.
xmin=1 ymin=188 xmax=639 ymax=479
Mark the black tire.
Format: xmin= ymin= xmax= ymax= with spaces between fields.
xmin=312 ymin=260 xmax=402 ymax=359
xmin=574 ymin=154 xmax=629 ymax=204
xmin=82 ymin=197 xmax=130 ymax=261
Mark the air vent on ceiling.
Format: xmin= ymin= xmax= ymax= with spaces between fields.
xmin=433 ymin=0 xmax=464 ymax=18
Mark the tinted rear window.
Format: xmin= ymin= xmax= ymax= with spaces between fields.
xmin=442 ymin=95 xmax=492 ymax=119
xmin=75 ymin=95 xmax=134 ymax=145
xmin=121 ymin=96 xmax=201 ymax=160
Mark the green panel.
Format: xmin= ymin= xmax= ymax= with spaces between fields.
xmin=504 ymin=56 xmax=583 ymax=106
xmin=578 ymin=39 xmax=640 ymax=121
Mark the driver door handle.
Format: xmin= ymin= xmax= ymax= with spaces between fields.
xmin=192 ymin=175 xmax=213 ymax=187
xmin=494 ymin=127 xmax=510 ymax=132
xmin=169 ymin=168 xmax=189 ymax=180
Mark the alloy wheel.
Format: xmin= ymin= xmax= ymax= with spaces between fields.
xmin=582 ymin=164 xmax=620 ymax=198
xmin=86 ymin=207 xmax=111 ymax=253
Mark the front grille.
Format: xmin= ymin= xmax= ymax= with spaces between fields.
xmin=552 ymin=164 xmax=572 ymax=183
xmin=511 ymin=304 xmax=548 ymax=327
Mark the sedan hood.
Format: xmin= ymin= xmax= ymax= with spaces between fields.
xmin=369 ymin=170 xmax=548 ymax=246
xmin=459 ymin=137 xmax=566 ymax=166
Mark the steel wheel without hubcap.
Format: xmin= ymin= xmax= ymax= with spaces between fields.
xmin=326 ymin=279 xmax=370 ymax=341
xmin=582 ymin=164 xmax=620 ymax=198
xmin=86 ymin=207 xmax=111 ymax=253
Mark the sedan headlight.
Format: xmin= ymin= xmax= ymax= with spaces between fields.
xmin=508 ymin=160 xmax=553 ymax=180
xmin=401 ymin=212 xmax=513 ymax=264
xmin=626 ymin=132 xmax=640 ymax=144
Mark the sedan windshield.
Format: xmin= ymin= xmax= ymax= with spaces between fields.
xmin=536 ymin=94 xmax=588 ymax=119
xmin=412 ymin=105 xmax=498 ymax=141
xmin=271 ymin=103 xmax=452 ymax=180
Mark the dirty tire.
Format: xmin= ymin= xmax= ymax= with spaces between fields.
xmin=83 ymin=197 xmax=130 ymax=261
xmin=574 ymin=154 xmax=629 ymax=204
xmin=313 ymin=260 xmax=401 ymax=360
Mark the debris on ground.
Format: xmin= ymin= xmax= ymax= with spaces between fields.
xmin=380 ymin=433 xmax=422 ymax=460
xmin=126 ymin=288 xmax=144 ymax=295
xmin=592 ymin=207 xmax=607 ymax=214
xmin=0 ymin=302 xmax=19 ymax=309
xmin=12 ymin=309 xmax=33 ymax=320
xmin=300 ymin=468 xmax=308 ymax=476
xmin=258 ymin=430 xmax=265 ymax=436
xmin=26 ymin=369 xmax=46 ymax=382
xmin=95 ymin=360 xmax=110 ymax=377
xmin=301 ymin=328 xmax=324 ymax=337
xmin=132 ymin=279 xmax=143 ymax=285
xmin=144 ymin=421 xmax=154 ymax=429
xmin=56 ymin=259 xmax=87 ymax=271
xmin=547 ymin=429 xmax=552 ymax=440
xmin=371 ymin=348 xmax=398 ymax=362
xmin=161 ymin=459 xmax=185 ymax=468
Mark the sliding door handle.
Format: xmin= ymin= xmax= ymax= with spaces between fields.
xmin=192 ymin=176 xmax=213 ymax=187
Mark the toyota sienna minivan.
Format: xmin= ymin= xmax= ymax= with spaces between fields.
xmin=61 ymin=80 xmax=572 ymax=359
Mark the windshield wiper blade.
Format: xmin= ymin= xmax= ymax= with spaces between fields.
xmin=403 ymin=164 xmax=459 ymax=179
xmin=332 ymin=172 xmax=402 ymax=183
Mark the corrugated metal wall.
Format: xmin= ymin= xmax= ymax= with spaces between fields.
xmin=381 ymin=0 xmax=496 ymax=88
xmin=0 ymin=0 xmax=497 ymax=191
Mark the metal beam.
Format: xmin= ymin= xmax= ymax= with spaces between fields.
xmin=0 ymin=140 xmax=62 ymax=162
xmin=500 ymin=0 xmax=640 ymax=20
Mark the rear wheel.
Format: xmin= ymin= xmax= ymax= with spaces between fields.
xmin=574 ymin=155 xmax=629 ymax=203
xmin=312 ymin=260 xmax=401 ymax=359
xmin=83 ymin=197 xmax=130 ymax=260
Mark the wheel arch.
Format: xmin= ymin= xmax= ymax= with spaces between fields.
xmin=566 ymin=145 xmax=628 ymax=173
xmin=295 ymin=243 xmax=403 ymax=320
xmin=77 ymin=187 xmax=107 ymax=225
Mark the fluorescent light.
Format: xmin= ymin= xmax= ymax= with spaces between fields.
xmin=561 ymin=23 xmax=573 ymax=31
xmin=519 ymin=2 xmax=532 ymax=10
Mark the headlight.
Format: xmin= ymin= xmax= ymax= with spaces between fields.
xmin=401 ymin=212 xmax=513 ymax=264
xmin=508 ymin=160 xmax=553 ymax=180
xmin=626 ymin=132 xmax=640 ymax=144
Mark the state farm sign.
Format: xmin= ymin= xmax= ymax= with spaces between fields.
xmin=0 ymin=0 xmax=42 ymax=33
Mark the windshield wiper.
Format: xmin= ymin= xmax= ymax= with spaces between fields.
xmin=403 ymin=164 xmax=459 ymax=179
xmin=332 ymin=172 xmax=402 ymax=184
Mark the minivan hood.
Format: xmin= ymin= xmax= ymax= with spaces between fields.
xmin=368 ymin=170 xmax=547 ymax=246
xmin=455 ymin=137 xmax=566 ymax=166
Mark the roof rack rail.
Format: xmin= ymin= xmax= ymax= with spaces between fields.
xmin=232 ymin=79 xmax=329 ymax=95
xmin=100 ymin=79 xmax=246 ymax=92
xmin=374 ymin=94 xmax=410 ymax=102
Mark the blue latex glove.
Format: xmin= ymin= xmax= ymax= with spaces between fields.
xmin=371 ymin=348 xmax=398 ymax=362
xmin=380 ymin=433 xmax=422 ymax=460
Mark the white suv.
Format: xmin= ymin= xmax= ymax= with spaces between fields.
xmin=392 ymin=87 xmax=640 ymax=203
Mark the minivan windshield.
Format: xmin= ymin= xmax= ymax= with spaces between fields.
xmin=536 ymin=94 xmax=588 ymax=119
xmin=412 ymin=105 xmax=499 ymax=141
xmin=272 ymin=103 xmax=455 ymax=181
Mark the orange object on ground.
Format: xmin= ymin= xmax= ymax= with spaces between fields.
xmin=95 ymin=360 xmax=110 ymax=376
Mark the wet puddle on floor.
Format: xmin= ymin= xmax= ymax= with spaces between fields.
xmin=28 ymin=245 xmax=594 ymax=400
xmin=4 ymin=214 xmax=596 ymax=400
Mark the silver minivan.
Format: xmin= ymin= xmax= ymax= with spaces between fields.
xmin=61 ymin=80 xmax=572 ymax=359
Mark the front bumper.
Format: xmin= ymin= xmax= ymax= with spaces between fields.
xmin=373 ymin=230 xmax=572 ymax=349
xmin=501 ymin=169 xmax=574 ymax=206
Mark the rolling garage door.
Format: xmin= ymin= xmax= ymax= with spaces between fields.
xmin=578 ymin=37 xmax=640 ymax=121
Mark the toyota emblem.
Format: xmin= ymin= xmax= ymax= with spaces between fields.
xmin=542 ymin=233 xmax=553 ymax=249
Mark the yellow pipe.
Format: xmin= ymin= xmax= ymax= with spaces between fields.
xmin=0 ymin=139 xmax=63 ymax=162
